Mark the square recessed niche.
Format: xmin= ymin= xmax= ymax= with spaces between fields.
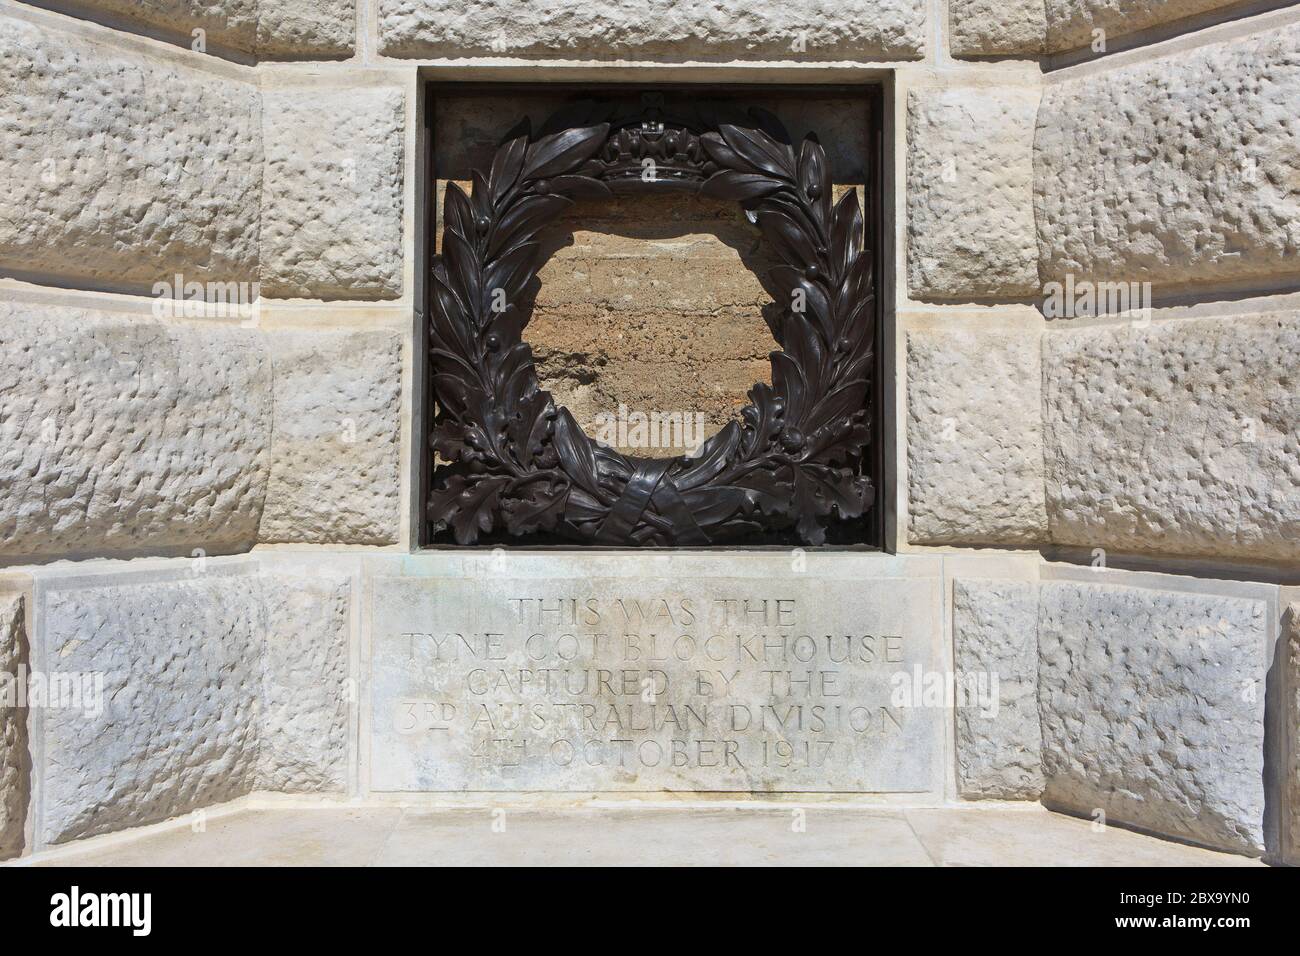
xmin=417 ymin=83 xmax=889 ymax=550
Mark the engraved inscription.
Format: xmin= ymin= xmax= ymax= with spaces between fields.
xmin=370 ymin=573 xmax=939 ymax=793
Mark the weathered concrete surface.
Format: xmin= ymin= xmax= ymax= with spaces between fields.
xmin=378 ymin=0 xmax=927 ymax=60
xmin=0 ymin=594 xmax=27 ymax=860
xmin=1036 ymin=23 xmax=1300 ymax=292
xmin=949 ymin=0 xmax=1046 ymax=56
xmin=259 ymin=574 xmax=351 ymax=792
xmin=30 ymin=806 xmax=1264 ymax=867
xmin=260 ymin=87 xmax=405 ymax=299
xmin=907 ymin=88 xmax=1040 ymax=299
xmin=1038 ymin=581 xmax=1267 ymax=855
xmin=1043 ymin=313 xmax=1300 ymax=563
xmin=370 ymin=554 xmax=942 ymax=793
xmin=260 ymin=330 xmax=403 ymax=544
xmin=952 ymin=580 xmax=1042 ymax=800
xmin=0 ymin=304 xmax=272 ymax=560
xmin=1045 ymin=1 xmax=1245 ymax=53
xmin=1285 ymin=603 xmax=1300 ymax=866
xmin=0 ymin=17 xmax=262 ymax=288
xmin=907 ymin=330 xmax=1047 ymax=546
xmin=39 ymin=569 xmax=353 ymax=844
xmin=54 ymin=1 xmax=355 ymax=56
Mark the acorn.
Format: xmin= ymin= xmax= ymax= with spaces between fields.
xmin=807 ymin=183 xmax=821 ymax=199
xmin=805 ymin=264 xmax=820 ymax=281
xmin=781 ymin=429 xmax=805 ymax=453
xmin=485 ymin=333 xmax=501 ymax=352
xmin=475 ymin=214 xmax=490 ymax=233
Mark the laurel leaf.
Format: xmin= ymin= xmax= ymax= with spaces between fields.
xmin=523 ymin=123 xmax=611 ymax=181
xmin=719 ymin=124 xmax=795 ymax=179
xmin=700 ymin=170 xmax=785 ymax=200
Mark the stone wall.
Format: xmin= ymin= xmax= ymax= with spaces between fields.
xmin=0 ymin=0 xmax=1296 ymax=864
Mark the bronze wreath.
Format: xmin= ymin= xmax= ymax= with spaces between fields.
xmin=428 ymin=100 xmax=875 ymax=546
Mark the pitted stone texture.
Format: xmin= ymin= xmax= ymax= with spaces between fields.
xmin=378 ymin=0 xmax=927 ymax=60
xmin=1 ymin=594 xmax=27 ymax=860
xmin=1038 ymin=581 xmax=1267 ymax=855
xmin=0 ymin=304 xmax=272 ymax=560
xmin=907 ymin=88 xmax=1039 ymax=299
xmin=260 ymin=87 xmax=404 ymax=299
xmin=0 ymin=18 xmax=262 ymax=289
xmin=953 ymin=580 xmax=1042 ymax=800
xmin=949 ymin=0 xmax=1046 ymax=56
xmin=259 ymin=574 xmax=350 ymax=792
xmin=256 ymin=0 xmax=356 ymax=55
xmin=51 ymin=1 xmax=354 ymax=56
xmin=41 ymin=575 xmax=263 ymax=844
xmin=1285 ymin=604 xmax=1300 ymax=865
xmin=40 ymin=570 xmax=354 ymax=843
xmin=1045 ymin=1 xmax=1244 ymax=53
xmin=1043 ymin=313 xmax=1300 ymax=563
xmin=1036 ymin=24 xmax=1300 ymax=291
xmin=907 ymin=331 xmax=1047 ymax=546
xmin=260 ymin=331 xmax=402 ymax=544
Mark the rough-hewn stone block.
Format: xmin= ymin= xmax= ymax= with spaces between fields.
xmin=1043 ymin=313 xmax=1300 ymax=563
xmin=949 ymin=0 xmax=1046 ymax=56
xmin=259 ymin=573 xmax=351 ymax=792
xmin=0 ymin=17 xmax=262 ymax=288
xmin=41 ymin=574 xmax=263 ymax=844
xmin=257 ymin=0 xmax=356 ymax=55
xmin=0 ymin=304 xmax=272 ymax=560
xmin=1038 ymin=581 xmax=1267 ymax=854
xmin=260 ymin=330 xmax=403 ymax=544
xmin=1045 ymin=1 xmax=1244 ymax=53
xmin=1036 ymin=24 xmax=1300 ymax=291
xmin=907 ymin=88 xmax=1039 ymax=299
xmin=953 ymin=580 xmax=1042 ymax=800
xmin=40 ymin=568 xmax=353 ymax=844
xmin=260 ymin=87 xmax=405 ymax=299
xmin=0 ymin=594 xmax=27 ymax=860
xmin=1285 ymin=603 xmax=1300 ymax=866
xmin=378 ymin=0 xmax=927 ymax=60
xmin=54 ymin=1 xmax=354 ymax=56
xmin=907 ymin=330 xmax=1047 ymax=545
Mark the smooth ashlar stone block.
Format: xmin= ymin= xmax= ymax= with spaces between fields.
xmin=259 ymin=330 xmax=403 ymax=544
xmin=39 ymin=569 xmax=352 ymax=844
xmin=377 ymin=0 xmax=927 ymax=60
xmin=906 ymin=87 xmax=1040 ymax=299
xmin=370 ymin=559 xmax=942 ymax=792
xmin=43 ymin=1 xmax=354 ymax=56
xmin=259 ymin=573 xmax=351 ymax=792
xmin=1043 ymin=312 xmax=1300 ymax=563
xmin=0 ymin=17 xmax=262 ymax=289
xmin=1044 ymin=0 xmax=1244 ymax=53
xmin=949 ymin=0 xmax=1046 ymax=56
xmin=1038 ymin=581 xmax=1267 ymax=855
xmin=260 ymin=87 xmax=405 ymax=299
xmin=1285 ymin=604 xmax=1300 ymax=866
xmin=0 ymin=304 xmax=272 ymax=560
xmin=952 ymin=580 xmax=1042 ymax=800
xmin=907 ymin=330 xmax=1048 ymax=546
xmin=0 ymin=594 xmax=27 ymax=860
xmin=1036 ymin=22 xmax=1300 ymax=291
